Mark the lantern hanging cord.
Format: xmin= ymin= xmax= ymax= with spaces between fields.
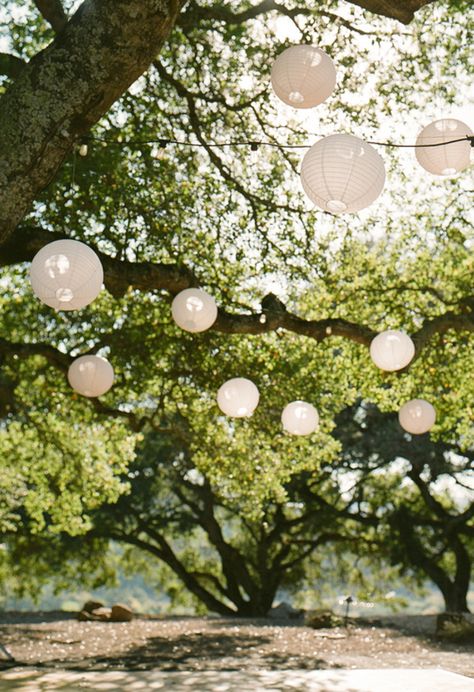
xmin=86 ymin=134 xmax=474 ymax=151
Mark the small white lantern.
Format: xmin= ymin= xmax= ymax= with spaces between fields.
xmin=271 ymin=45 xmax=336 ymax=109
xmin=30 ymin=239 xmax=103 ymax=311
xmin=217 ymin=377 xmax=259 ymax=418
xmin=370 ymin=330 xmax=415 ymax=372
xmin=301 ymin=134 xmax=385 ymax=213
xmin=399 ymin=399 xmax=436 ymax=435
xmin=415 ymin=119 xmax=473 ymax=176
xmin=171 ymin=288 xmax=218 ymax=333
xmin=68 ymin=355 xmax=114 ymax=398
xmin=282 ymin=401 xmax=319 ymax=436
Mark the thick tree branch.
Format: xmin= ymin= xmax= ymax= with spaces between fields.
xmin=0 ymin=226 xmax=197 ymax=296
xmin=34 ymin=0 xmax=68 ymax=33
xmin=178 ymin=0 xmax=435 ymax=26
xmin=174 ymin=481 xmax=258 ymax=605
xmin=0 ymin=54 xmax=27 ymax=80
xmin=107 ymin=530 xmax=236 ymax=615
xmin=351 ymin=0 xmax=435 ymax=24
xmin=1 ymin=227 xmax=473 ymax=356
xmin=0 ymin=0 xmax=182 ymax=245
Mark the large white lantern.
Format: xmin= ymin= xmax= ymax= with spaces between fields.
xmin=271 ymin=45 xmax=336 ymax=109
xmin=30 ymin=239 xmax=103 ymax=311
xmin=217 ymin=378 xmax=259 ymax=418
xmin=282 ymin=401 xmax=319 ymax=436
xmin=68 ymin=355 xmax=114 ymax=398
xmin=399 ymin=399 xmax=436 ymax=435
xmin=301 ymin=134 xmax=385 ymax=213
xmin=415 ymin=119 xmax=473 ymax=176
xmin=171 ymin=288 xmax=218 ymax=333
xmin=370 ymin=330 xmax=415 ymax=372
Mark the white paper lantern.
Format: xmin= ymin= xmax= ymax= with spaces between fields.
xmin=370 ymin=330 xmax=415 ymax=372
xmin=217 ymin=377 xmax=259 ymax=418
xmin=399 ymin=399 xmax=436 ymax=435
xmin=30 ymin=239 xmax=103 ymax=311
xmin=171 ymin=288 xmax=218 ymax=333
xmin=282 ymin=401 xmax=319 ymax=436
xmin=415 ymin=119 xmax=473 ymax=176
xmin=271 ymin=45 xmax=336 ymax=109
xmin=301 ymin=134 xmax=385 ymax=213
xmin=68 ymin=355 xmax=114 ymax=398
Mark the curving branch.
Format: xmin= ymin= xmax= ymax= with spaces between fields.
xmin=1 ymin=225 xmax=473 ymax=355
xmin=178 ymin=0 xmax=436 ymax=26
xmin=153 ymin=60 xmax=302 ymax=216
xmin=0 ymin=336 xmax=143 ymax=430
xmin=34 ymin=0 xmax=68 ymax=33
xmin=0 ymin=336 xmax=71 ymax=371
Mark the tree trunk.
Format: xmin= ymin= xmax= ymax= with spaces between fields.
xmin=442 ymin=535 xmax=472 ymax=613
xmin=389 ymin=510 xmax=472 ymax=614
xmin=442 ymin=586 xmax=470 ymax=614
xmin=0 ymin=0 xmax=182 ymax=244
xmin=235 ymin=589 xmax=278 ymax=617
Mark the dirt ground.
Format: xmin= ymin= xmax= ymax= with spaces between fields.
xmin=0 ymin=612 xmax=473 ymax=678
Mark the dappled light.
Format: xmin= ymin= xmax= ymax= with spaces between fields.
xmin=0 ymin=0 xmax=473 ymax=688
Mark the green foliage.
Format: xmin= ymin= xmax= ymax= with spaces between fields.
xmin=0 ymin=416 xmax=135 ymax=533
xmin=0 ymin=0 xmax=473 ymax=610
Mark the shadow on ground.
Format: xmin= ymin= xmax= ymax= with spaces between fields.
xmin=26 ymin=630 xmax=332 ymax=672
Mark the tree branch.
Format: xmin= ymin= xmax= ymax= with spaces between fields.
xmin=1 ymin=226 xmax=473 ymax=357
xmin=0 ymin=225 xmax=197 ymax=297
xmin=178 ymin=0 xmax=435 ymax=27
xmin=0 ymin=53 xmax=27 ymax=80
xmin=107 ymin=530 xmax=237 ymax=615
xmin=154 ymin=60 xmax=302 ymax=216
xmin=34 ymin=0 xmax=68 ymax=33
xmin=0 ymin=0 xmax=183 ymax=245
xmin=0 ymin=336 xmax=143 ymax=430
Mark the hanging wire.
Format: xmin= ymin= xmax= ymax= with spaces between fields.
xmin=86 ymin=134 xmax=474 ymax=151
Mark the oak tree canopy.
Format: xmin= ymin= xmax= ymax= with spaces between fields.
xmin=0 ymin=0 xmax=472 ymax=612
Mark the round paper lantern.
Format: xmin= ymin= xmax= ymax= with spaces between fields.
xmin=68 ymin=355 xmax=114 ymax=398
xmin=171 ymin=288 xmax=218 ymax=333
xmin=370 ymin=330 xmax=415 ymax=372
xmin=301 ymin=134 xmax=385 ymax=213
xmin=399 ymin=399 xmax=436 ymax=435
xmin=217 ymin=378 xmax=259 ymax=418
xmin=30 ymin=239 xmax=103 ymax=311
xmin=271 ymin=45 xmax=336 ymax=109
xmin=415 ymin=119 xmax=473 ymax=176
xmin=281 ymin=401 xmax=319 ymax=436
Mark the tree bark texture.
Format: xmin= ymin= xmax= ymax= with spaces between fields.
xmin=179 ymin=0 xmax=435 ymax=26
xmin=0 ymin=0 xmax=181 ymax=245
xmin=349 ymin=0 xmax=435 ymax=23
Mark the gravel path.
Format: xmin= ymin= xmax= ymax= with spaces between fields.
xmin=0 ymin=613 xmax=472 ymax=678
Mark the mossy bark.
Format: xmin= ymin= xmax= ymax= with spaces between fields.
xmin=0 ymin=0 xmax=181 ymax=244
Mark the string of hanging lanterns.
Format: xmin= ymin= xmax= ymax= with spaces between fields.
xmin=26 ymin=43 xmax=471 ymax=439
xmin=26 ymin=242 xmax=438 ymax=437
xmin=270 ymin=45 xmax=473 ymax=213
xmin=83 ymin=43 xmax=473 ymax=215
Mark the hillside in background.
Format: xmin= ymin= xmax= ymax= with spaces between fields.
xmin=2 ymin=565 xmax=473 ymax=616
